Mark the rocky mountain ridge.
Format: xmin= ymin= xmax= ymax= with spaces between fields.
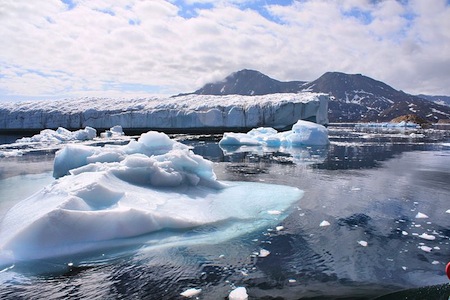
xmin=182 ymin=69 xmax=450 ymax=123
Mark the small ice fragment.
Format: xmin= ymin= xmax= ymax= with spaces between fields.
xmin=432 ymin=261 xmax=440 ymax=265
xmin=419 ymin=245 xmax=432 ymax=252
xmin=180 ymin=288 xmax=201 ymax=298
xmin=319 ymin=220 xmax=330 ymax=227
xmin=446 ymin=209 xmax=450 ymax=214
xmin=259 ymin=249 xmax=270 ymax=257
xmin=288 ymin=279 xmax=297 ymax=283
xmin=415 ymin=212 xmax=429 ymax=219
xmin=267 ymin=210 xmax=281 ymax=215
xmin=402 ymin=231 xmax=408 ymax=236
xmin=229 ymin=287 xmax=248 ymax=300
xmin=276 ymin=226 xmax=284 ymax=231
xmin=67 ymin=262 xmax=73 ymax=267
xmin=434 ymin=246 xmax=440 ymax=250
xmin=299 ymin=213 xmax=305 ymax=217
xmin=414 ymin=224 xmax=421 ymax=227
xmin=419 ymin=233 xmax=436 ymax=241
xmin=219 ymin=254 xmax=225 ymax=258
xmin=402 ymin=266 xmax=407 ymax=271
xmin=358 ymin=240 xmax=368 ymax=247
xmin=351 ymin=187 xmax=361 ymax=191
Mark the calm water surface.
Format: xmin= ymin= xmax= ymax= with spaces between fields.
xmin=0 ymin=126 xmax=449 ymax=299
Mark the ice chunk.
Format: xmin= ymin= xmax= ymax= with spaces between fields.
xmin=101 ymin=125 xmax=125 ymax=138
xmin=0 ymin=131 xmax=303 ymax=266
xmin=358 ymin=240 xmax=368 ymax=247
xmin=16 ymin=127 xmax=96 ymax=144
xmin=319 ymin=220 xmax=330 ymax=227
xmin=219 ymin=120 xmax=329 ymax=147
xmin=259 ymin=249 xmax=270 ymax=257
xmin=446 ymin=209 xmax=450 ymax=214
xmin=415 ymin=212 xmax=429 ymax=219
xmin=418 ymin=233 xmax=436 ymax=241
xmin=419 ymin=245 xmax=432 ymax=252
xmin=228 ymin=287 xmax=248 ymax=300
xmin=180 ymin=288 xmax=201 ymax=298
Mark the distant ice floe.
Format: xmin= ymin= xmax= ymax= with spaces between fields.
xmin=16 ymin=127 xmax=97 ymax=144
xmin=355 ymin=121 xmax=420 ymax=129
xmin=0 ymin=131 xmax=303 ymax=266
xmin=0 ymin=125 xmax=129 ymax=158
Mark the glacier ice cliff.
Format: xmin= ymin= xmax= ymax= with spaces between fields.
xmin=0 ymin=93 xmax=329 ymax=131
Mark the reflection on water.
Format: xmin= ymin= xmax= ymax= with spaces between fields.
xmin=0 ymin=126 xmax=450 ymax=299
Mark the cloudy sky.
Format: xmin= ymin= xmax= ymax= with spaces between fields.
xmin=1 ymin=0 xmax=449 ymax=101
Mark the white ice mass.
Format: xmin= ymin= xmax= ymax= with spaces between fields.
xmin=0 ymin=131 xmax=303 ymax=265
xmin=16 ymin=126 xmax=97 ymax=144
xmin=0 ymin=93 xmax=329 ymax=131
xmin=219 ymin=120 xmax=329 ymax=147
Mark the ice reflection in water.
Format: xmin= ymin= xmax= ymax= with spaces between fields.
xmin=0 ymin=126 xmax=450 ymax=299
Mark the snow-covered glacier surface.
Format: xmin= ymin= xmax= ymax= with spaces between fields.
xmin=0 ymin=131 xmax=303 ymax=267
xmin=0 ymin=93 xmax=329 ymax=131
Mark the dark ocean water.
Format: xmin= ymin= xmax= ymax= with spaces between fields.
xmin=0 ymin=126 xmax=449 ymax=299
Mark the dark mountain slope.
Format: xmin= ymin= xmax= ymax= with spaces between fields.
xmin=191 ymin=69 xmax=306 ymax=96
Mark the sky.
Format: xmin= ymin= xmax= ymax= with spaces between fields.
xmin=1 ymin=0 xmax=450 ymax=102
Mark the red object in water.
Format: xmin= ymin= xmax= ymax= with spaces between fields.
xmin=446 ymin=262 xmax=450 ymax=280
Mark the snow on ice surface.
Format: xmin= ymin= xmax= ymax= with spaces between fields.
xmin=0 ymin=131 xmax=303 ymax=266
xmin=219 ymin=120 xmax=329 ymax=147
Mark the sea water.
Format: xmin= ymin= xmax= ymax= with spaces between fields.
xmin=0 ymin=126 xmax=449 ymax=299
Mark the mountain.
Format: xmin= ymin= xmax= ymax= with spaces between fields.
xmin=183 ymin=70 xmax=450 ymax=123
xmin=188 ymin=69 xmax=306 ymax=96
xmin=417 ymin=94 xmax=450 ymax=107
xmin=301 ymin=72 xmax=450 ymax=122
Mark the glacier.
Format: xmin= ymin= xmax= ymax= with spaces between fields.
xmin=0 ymin=131 xmax=303 ymax=266
xmin=0 ymin=93 xmax=329 ymax=132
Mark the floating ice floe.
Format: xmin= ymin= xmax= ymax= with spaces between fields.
xmin=180 ymin=288 xmax=202 ymax=298
xmin=228 ymin=287 xmax=248 ymax=300
xmin=355 ymin=121 xmax=420 ymax=129
xmin=258 ymin=249 xmax=271 ymax=257
xmin=418 ymin=233 xmax=436 ymax=241
xmin=220 ymin=120 xmax=329 ymax=147
xmin=219 ymin=120 xmax=329 ymax=165
xmin=319 ymin=220 xmax=331 ymax=227
xmin=415 ymin=212 xmax=429 ymax=219
xmin=16 ymin=126 xmax=97 ymax=144
xmin=0 ymin=131 xmax=303 ymax=266
xmin=358 ymin=240 xmax=368 ymax=247
xmin=419 ymin=245 xmax=433 ymax=252
xmin=100 ymin=125 xmax=125 ymax=138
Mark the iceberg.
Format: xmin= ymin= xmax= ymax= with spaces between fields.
xmin=218 ymin=121 xmax=329 ymax=165
xmin=219 ymin=120 xmax=330 ymax=147
xmin=15 ymin=127 xmax=97 ymax=144
xmin=0 ymin=131 xmax=303 ymax=266
xmin=0 ymin=93 xmax=329 ymax=132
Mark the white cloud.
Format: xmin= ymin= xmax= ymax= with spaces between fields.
xmin=0 ymin=0 xmax=449 ymax=101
